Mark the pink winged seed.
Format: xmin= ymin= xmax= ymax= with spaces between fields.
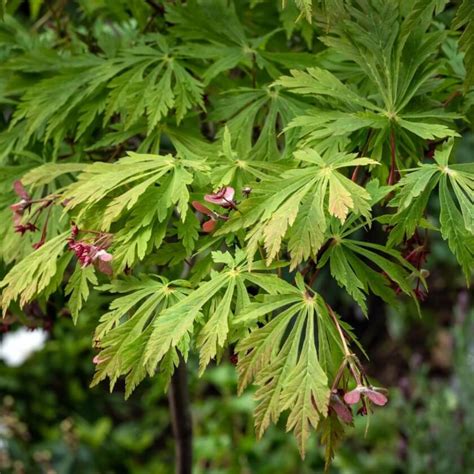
xmin=343 ymin=388 xmax=362 ymax=405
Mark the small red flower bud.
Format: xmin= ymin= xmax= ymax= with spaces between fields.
xmin=68 ymin=239 xmax=113 ymax=274
xmin=14 ymin=222 xmax=38 ymax=235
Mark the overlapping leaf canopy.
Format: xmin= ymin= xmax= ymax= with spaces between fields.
xmin=0 ymin=0 xmax=472 ymax=462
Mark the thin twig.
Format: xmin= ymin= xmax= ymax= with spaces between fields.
xmin=251 ymin=53 xmax=257 ymax=89
xmin=303 ymin=238 xmax=333 ymax=287
xmin=145 ymin=0 xmax=165 ymax=15
xmin=387 ymin=127 xmax=398 ymax=185
xmin=326 ymin=304 xmax=362 ymax=385
xmin=352 ymin=130 xmax=373 ymax=183
xmin=308 ymin=267 xmax=320 ymax=288
xmin=330 ymin=359 xmax=348 ymax=391
xmin=443 ymin=90 xmax=461 ymax=108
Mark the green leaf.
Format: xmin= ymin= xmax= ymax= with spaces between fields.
xmin=275 ymin=68 xmax=380 ymax=111
xmin=294 ymin=0 xmax=313 ymax=23
xmin=7 ymin=37 xmax=204 ymax=151
xmin=145 ymin=272 xmax=231 ymax=371
xmin=0 ymin=232 xmax=69 ymax=311
xmin=253 ymin=315 xmax=302 ymax=438
xmin=22 ymin=163 xmax=86 ymax=188
xmin=280 ymin=305 xmax=329 ymax=458
xmin=61 ymin=152 xmax=202 ymax=235
xmin=197 ymin=278 xmax=236 ymax=374
xmin=398 ymin=119 xmax=459 ymax=140
xmin=145 ymin=251 xmax=290 ymax=373
xmin=287 ymin=190 xmax=326 ymax=268
xmin=219 ymin=149 xmax=375 ymax=267
xmin=285 ymin=110 xmax=386 ymax=148
xmin=91 ymin=276 xmax=189 ymax=395
xmin=210 ymin=126 xmax=288 ymax=189
xmin=396 ymin=165 xmax=440 ymax=211
xmin=388 ymin=139 xmax=474 ymax=276
xmin=237 ymin=291 xmax=335 ymax=456
xmin=211 ymin=87 xmax=307 ymax=160
xmin=63 ymin=153 xmax=175 ymax=225
xmin=453 ymin=0 xmax=474 ymax=90
xmin=320 ymin=414 xmax=346 ymax=471
xmin=446 ymin=166 xmax=474 ymax=235
xmin=65 ymin=265 xmax=98 ymax=324
xmin=439 ymin=176 xmax=474 ymax=284
xmin=176 ymin=209 xmax=200 ymax=256
xmin=320 ymin=238 xmax=421 ymax=315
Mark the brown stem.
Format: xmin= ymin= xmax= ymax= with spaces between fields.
xmin=326 ymin=304 xmax=362 ymax=385
xmin=110 ymin=144 xmax=125 ymax=161
xmin=331 ymin=359 xmax=348 ymax=391
xmin=308 ymin=267 xmax=320 ymax=288
xmin=304 ymin=238 xmax=333 ymax=287
xmin=168 ymin=354 xmax=193 ymax=474
xmin=352 ymin=130 xmax=374 ymax=183
xmin=145 ymin=0 xmax=165 ymax=15
xmin=48 ymin=0 xmax=67 ymax=38
xmin=30 ymin=199 xmax=54 ymax=225
xmin=443 ymin=90 xmax=461 ymax=107
xmin=327 ymin=304 xmax=350 ymax=356
xmin=223 ymin=197 xmax=239 ymax=212
xmin=251 ymin=53 xmax=257 ymax=89
xmin=33 ymin=204 xmax=53 ymax=249
xmin=33 ymin=10 xmax=53 ymax=30
xmin=143 ymin=0 xmax=165 ymax=32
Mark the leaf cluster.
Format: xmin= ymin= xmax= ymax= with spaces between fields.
xmin=0 ymin=0 xmax=472 ymax=463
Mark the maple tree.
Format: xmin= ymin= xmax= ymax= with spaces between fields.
xmin=0 ymin=0 xmax=472 ymax=471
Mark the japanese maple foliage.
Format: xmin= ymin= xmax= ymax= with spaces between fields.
xmin=0 ymin=0 xmax=472 ymax=467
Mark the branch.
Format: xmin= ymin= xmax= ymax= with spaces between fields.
xmin=168 ymin=353 xmax=193 ymax=474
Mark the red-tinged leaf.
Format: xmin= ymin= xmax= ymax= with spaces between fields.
xmin=202 ymin=219 xmax=217 ymax=233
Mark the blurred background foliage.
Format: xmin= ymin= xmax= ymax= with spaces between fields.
xmin=0 ymin=0 xmax=473 ymax=472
